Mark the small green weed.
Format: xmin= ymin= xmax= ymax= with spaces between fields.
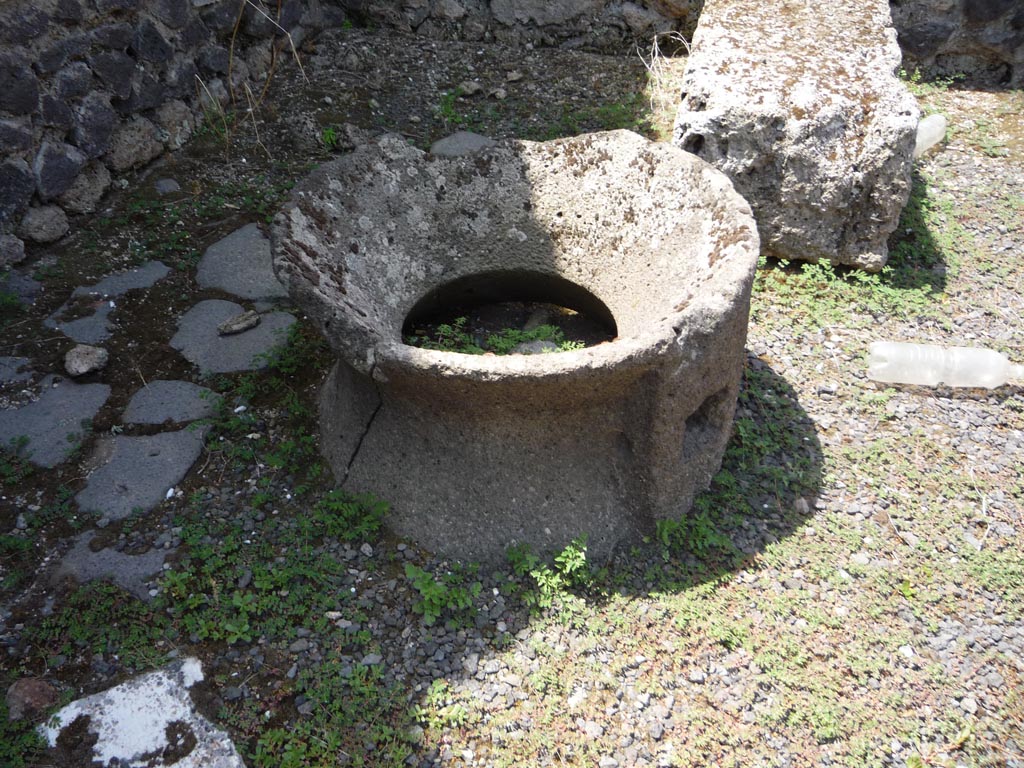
xmin=404 ymin=562 xmax=482 ymax=627
xmin=405 ymin=316 xmax=583 ymax=355
xmin=302 ymin=490 xmax=387 ymax=543
xmin=321 ymin=125 xmax=338 ymax=149
xmin=27 ymin=582 xmax=170 ymax=671
xmin=1 ymin=437 xmax=33 ymax=487
xmin=0 ymin=698 xmax=46 ymax=768
xmin=506 ymin=537 xmax=596 ymax=612
xmin=253 ymin=657 xmax=413 ymax=768
xmin=435 ymin=90 xmax=468 ymax=130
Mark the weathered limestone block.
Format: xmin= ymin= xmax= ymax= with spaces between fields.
xmin=673 ymin=0 xmax=920 ymax=271
xmin=272 ymin=131 xmax=759 ymax=563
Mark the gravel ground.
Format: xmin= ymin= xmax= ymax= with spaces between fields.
xmin=1 ymin=29 xmax=1021 ymax=768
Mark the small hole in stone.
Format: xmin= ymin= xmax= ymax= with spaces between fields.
xmin=683 ymin=386 xmax=731 ymax=456
xmin=682 ymin=133 xmax=705 ymax=155
xmin=402 ymin=270 xmax=617 ymax=354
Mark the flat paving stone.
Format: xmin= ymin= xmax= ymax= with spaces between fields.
xmin=123 ymin=380 xmax=218 ymax=425
xmin=56 ymin=531 xmax=169 ymax=601
xmin=170 ymin=299 xmax=296 ymax=374
xmin=40 ymin=657 xmax=246 ymax=768
xmin=45 ymin=260 xmax=170 ymax=344
xmin=0 ymin=269 xmax=41 ymax=303
xmin=75 ymin=427 xmax=206 ymax=521
xmin=0 ymin=376 xmax=110 ymax=467
xmin=196 ymin=223 xmax=288 ymax=300
xmin=0 ymin=357 xmax=32 ymax=384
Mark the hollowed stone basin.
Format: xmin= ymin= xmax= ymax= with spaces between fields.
xmin=271 ymin=130 xmax=759 ymax=563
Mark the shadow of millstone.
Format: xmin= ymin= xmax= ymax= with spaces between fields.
xmin=279 ymin=360 xmax=822 ymax=766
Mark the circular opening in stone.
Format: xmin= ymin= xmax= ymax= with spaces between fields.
xmin=402 ymin=270 xmax=617 ymax=354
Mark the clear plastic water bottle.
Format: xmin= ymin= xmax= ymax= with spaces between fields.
xmin=914 ymin=114 xmax=947 ymax=159
xmin=867 ymin=342 xmax=1024 ymax=388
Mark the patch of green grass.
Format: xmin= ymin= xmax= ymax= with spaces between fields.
xmin=526 ymin=93 xmax=653 ymax=141
xmin=0 ymin=282 xmax=24 ymax=332
xmin=253 ymin=657 xmax=413 ymax=768
xmin=404 ymin=316 xmax=583 ymax=354
xmin=0 ymin=698 xmax=46 ymax=768
xmin=0 ymin=535 xmax=34 ymax=592
xmin=405 ymin=562 xmax=482 ymax=627
xmin=160 ymin=491 xmax=370 ymax=643
xmin=27 ymin=582 xmax=170 ymax=671
xmin=410 ymin=678 xmax=473 ymax=731
xmin=0 ymin=436 xmax=33 ymax=487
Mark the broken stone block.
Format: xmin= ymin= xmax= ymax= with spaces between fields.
xmin=39 ymin=658 xmax=246 ymax=768
xmin=673 ymin=0 xmax=920 ymax=271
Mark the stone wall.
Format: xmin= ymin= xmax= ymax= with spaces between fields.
xmin=891 ymin=0 xmax=1022 ymax=84
xmin=0 ymin=0 xmax=351 ymax=266
xmin=2 ymin=0 xmax=1019 ymax=268
xmin=337 ymin=0 xmax=702 ymax=49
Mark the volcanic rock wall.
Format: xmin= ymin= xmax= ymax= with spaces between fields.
xmin=1 ymin=0 xmax=1018 ymax=267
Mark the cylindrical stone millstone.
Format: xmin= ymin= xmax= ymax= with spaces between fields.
xmin=271 ymin=130 xmax=759 ymax=564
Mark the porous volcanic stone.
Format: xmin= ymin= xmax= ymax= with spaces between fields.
xmin=272 ymin=130 xmax=759 ymax=563
xmin=429 ymin=130 xmax=497 ymax=156
xmin=0 ymin=235 xmax=26 ymax=268
xmin=64 ymin=344 xmax=109 ymax=377
xmin=170 ymin=300 xmax=296 ymax=374
xmin=123 ymin=380 xmax=217 ymax=425
xmin=34 ymin=141 xmax=87 ymax=201
xmin=40 ymin=658 xmax=246 ymax=768
xmin=196 ymin=223 xmax=288 ymax=300
xmin=673 ymin=0 xmax=919 ymax=271
xmin=58 ymin=161 xmax=112 ymax=214
xmin=75 ymin=428 xmax=206 ymax=520
xmin=0 ymin=160 xmax=36 ymax=225
xmin=0 ymin=376 xmax=110 ymax=468
xmin=17 ymin=205 xmax=69 ymax=244
xmin=105 ymin=117 xmax=163 ymax=172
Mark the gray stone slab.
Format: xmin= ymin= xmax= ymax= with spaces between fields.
xmin=0 ymin=357 xmax=32 ymax=384
xmin=196 ymin=223 xmax=288 ymax=300
xmin=40 ymin=658 xmax=246 ymax=768
xmin=75 ymin=259 xmax=170 ymax=298
xmin=75 ymin=427 xmax=206 ymax=521
xmin=123 ymin=380 xmax=218 ymax=425
xmin=47 ymin=303 xmax=113 ymax=345
xmin=45 ymin=261 xmax=170 ymax=343
xmin=56 ymin=531 xmax=168 ymax=601
xmin=0 ymin=376 xmax=110 ymax=467
xmin=429 ymin=130 xmax=496 ymax=157
xmin=170 ymin=299 xmax=296 ymax=374
xmin=0 ymin=269 xmax=40 ymax=303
